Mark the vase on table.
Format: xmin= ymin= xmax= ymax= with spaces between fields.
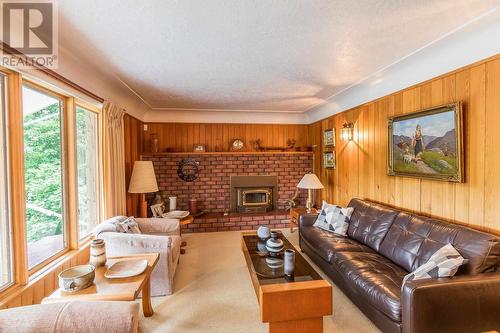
xmin=89 ymin=239 xmax=106 ymax=267
xmin=266 ymin=231 xmax=284 ymax=256
xmin=257 ymin=225 xmax=271 ymax=240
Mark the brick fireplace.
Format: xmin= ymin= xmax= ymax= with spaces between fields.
xmin=141 ymin=152 xmax=313 ymax=233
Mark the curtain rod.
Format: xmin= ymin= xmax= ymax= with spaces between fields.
xmin=1 ymin=42 xmax=104 ymax=103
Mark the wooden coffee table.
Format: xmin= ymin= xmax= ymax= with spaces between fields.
xmin=42 ymin=253 xmax=159 ymax=317
xmin=241 ymin=232 xmax=332 ymax=333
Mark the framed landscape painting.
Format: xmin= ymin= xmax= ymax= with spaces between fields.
xmin=388 ymin=102 xmax=463 ymax=182
xmin=323 ymin=151 xmax=336 ymax=169
xmin=323 ymin=128 xmax=335 ymax=147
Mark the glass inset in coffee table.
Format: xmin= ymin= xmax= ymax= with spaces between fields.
xmin=241 ymin=231 xmax=332 ymax=333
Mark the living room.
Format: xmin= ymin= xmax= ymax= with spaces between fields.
xmin=0 ymin=1 xmax=499 ymax=333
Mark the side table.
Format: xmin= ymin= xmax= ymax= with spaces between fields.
xmin=42 ymin=253 xmax=159 ymax=317
xmin=180 ymin=215 xmax=193 ymax=254
xmin=289 ymin=207 xmax=318 ymax=233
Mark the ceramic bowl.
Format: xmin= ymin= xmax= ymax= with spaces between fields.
xmin=58 ymin=264 xmax=95 ymax=292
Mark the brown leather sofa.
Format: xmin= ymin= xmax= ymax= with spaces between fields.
xmin=299 ymin=198 xmax=500 ymax=333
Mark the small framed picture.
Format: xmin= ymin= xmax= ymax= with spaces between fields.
xmin=323 ymin=151 xmax=336 ymax=169
xmin=193 ymin=144 xmax=206 ymax=152
xmin=323 ymin=128 xmax=335 ymax=147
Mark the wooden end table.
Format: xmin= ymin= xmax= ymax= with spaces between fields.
xmin=42 ymin=253 xmax=159 ymax=317
xmin=289 ymin=207 xmax=317 ymax=233
xmin=180 ymin=215 xmax=194 ymax=254
xmin=241 ymin=232 xmax=332 ymax=333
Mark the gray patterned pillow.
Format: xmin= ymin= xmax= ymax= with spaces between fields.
xmin=118 ymin=217 xmax=142 ymax=234
xmin=403 ymin=244 xmax=465 ymax=285
xmin=313 ymin=201 xmax=354 ymax=236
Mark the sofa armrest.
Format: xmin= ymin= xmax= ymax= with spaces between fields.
xmin=135 ymin=218 xmax=180 ymax=235
xmin=401 ymin=273 xmax=500 ymax=333
xmin=299 ymin=214 xmax=318 ymax=228
xmin=98 ymin=232 xmax=172 ymax=254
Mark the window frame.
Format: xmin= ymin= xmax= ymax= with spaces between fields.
xmin=74 ymin=102 xmax=103 ymax=244
xmin=0 ymin=66 xmax=103 ymax=299
xmin=0 ymin=71 xmax=13 ymax=293
xmin=22 ymin=80 xmax=71 ymax=275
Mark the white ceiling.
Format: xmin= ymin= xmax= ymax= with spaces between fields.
xmin=58 ymin=0 xmax=500 ymax=116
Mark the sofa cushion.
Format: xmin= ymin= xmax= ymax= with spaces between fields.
xmin=313 ymin=204 xmax=354 ymax=236
xmin=300 ymin=226 xmax=374 ymax=262
xmin=403 ymin=243 xmax=466 ymax=285
xmin=347 ymin=199 xmax=400 ymax=251
xmin=332 ymin=251 xmax=407 ymax=321
xmin=379 ymin=212 xmax=500 ymax=274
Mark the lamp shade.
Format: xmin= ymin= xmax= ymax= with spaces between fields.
xmin=297 ymin=173 xmax=324 ymax=189
xmin=128 ymin=161 xmax=159 ymax=193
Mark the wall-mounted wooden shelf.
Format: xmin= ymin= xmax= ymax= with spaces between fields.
xmin=140 ymin=151 xmax=313 ymax=156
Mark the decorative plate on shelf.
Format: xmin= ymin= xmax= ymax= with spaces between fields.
xmin=230 ymin=139 xmax=245 ymax=151
xmin=104 ymin=259 xmax=148 ymax=279
xmin=162 ymin=210 xmax=190 ymax=219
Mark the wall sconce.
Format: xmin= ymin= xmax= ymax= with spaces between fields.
xmin=341 ymin=122 xmax=354 ymax=141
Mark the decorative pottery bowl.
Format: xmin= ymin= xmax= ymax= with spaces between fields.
xmin=58 ymin=265 xmax=95 ymax=292
xmin=257 ymin=225 xmax=271 ymax=240
xmin=266 ymin=231 xmax=284 ymax=256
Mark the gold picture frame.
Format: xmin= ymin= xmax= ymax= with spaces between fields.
xmin=323 ymin=151 xmax=336 ymax=169
xmin=388 ymin=102 xmax=464 ymax=182
xmin=323 ymin=128 xmax=335 ymax=147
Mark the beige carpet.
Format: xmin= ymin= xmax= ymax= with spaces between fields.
xmin=139 ymin=230 xmax=380 ymax=333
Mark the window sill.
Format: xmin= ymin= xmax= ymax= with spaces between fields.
xmin=0 ymin=243 xmax=90 ymax=308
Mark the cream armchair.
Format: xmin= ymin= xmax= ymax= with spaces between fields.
xmin=93 ymin=217 xmax=182 ymax=296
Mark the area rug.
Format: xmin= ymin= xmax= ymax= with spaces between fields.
xmin=139 ymin=230 xmax=380 ymax=333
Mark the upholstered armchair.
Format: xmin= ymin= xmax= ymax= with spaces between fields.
xmin=93 ymin=217 xmax=182 ymax=296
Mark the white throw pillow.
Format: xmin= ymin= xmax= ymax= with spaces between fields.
xmin=313 ymin=201 xmax=354 ymax=236
xmin=118 ymin=217 xmax=142 ymax=234
xmin=403 ymin=243 xmax=466 ymax=285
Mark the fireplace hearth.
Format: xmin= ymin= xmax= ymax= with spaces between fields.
xmin=230 ymin=175 xmax=278 ymax=213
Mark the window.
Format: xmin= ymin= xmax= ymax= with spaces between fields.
xmin=23 ymin=84 xmax=66 ymax=269
xmin=76 ymin=106 xmax=100 ymax=239
xmin=0 ymin=73 xmax=12 ymax=290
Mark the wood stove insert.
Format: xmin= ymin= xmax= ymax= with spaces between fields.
xmin=230 ymin=175 xmax=278 ymax=213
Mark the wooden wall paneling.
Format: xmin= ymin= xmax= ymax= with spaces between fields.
xmin=367 ymin=103 xmax=376 ymax=200
xmin=333 ymin=113 xmax=343 ymax=203
xmin=357 ymin=105 xmax=367 ymax=200
xmin=468 ymin=64 xmax=486 ymax=229
xmin=306 ymin=55 xmax=500 ymax=235
xmin=124 ymin=114 xmax=143 ymax=217
xmin=484 ymin=59 xmax=500 ymax=233
xmin=454 ymin=69 xmax=470 ymax=225
xmin=348 ymin=109 xmax=361 ymax=204
xmin=141 ymin=123 xmax=309 ymax=153
xmin=32 ymin=279 xmax=45 ymax=304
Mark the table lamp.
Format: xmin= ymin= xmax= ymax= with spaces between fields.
xmin=297 ymin=173 xmax=324 ymax=213
xmin=128 ymin=161 xmax=159 ymax=217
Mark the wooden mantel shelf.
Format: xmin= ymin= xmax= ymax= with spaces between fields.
xmin=141 ymin=151 xmax=313 ymax=156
